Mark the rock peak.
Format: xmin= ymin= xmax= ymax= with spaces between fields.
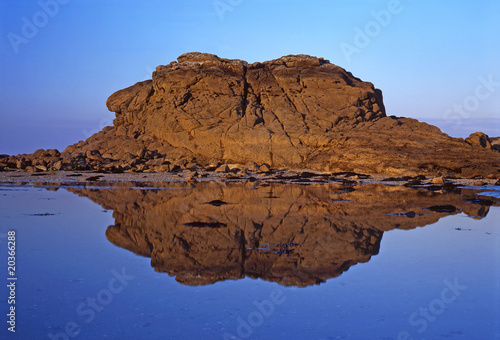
xmin=174 ymin=52 xmax=330 ymax=67
xmin=167 ymin=53 xmax=340 ymax=76
xmin=261 ymin=54 xmax=330 ymax=67
xmin=176 ymin=52 xmax=247 ymax=67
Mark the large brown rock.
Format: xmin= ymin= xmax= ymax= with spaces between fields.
xmin=97 ymin=53 xmax=387 ymax=168
xmin=3 ymin=52 xmax=498 ymax=177
xmin=57 ymin=52 xmax=499 ymax=177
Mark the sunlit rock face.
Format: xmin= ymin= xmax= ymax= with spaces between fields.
xmin=2 ymin=52 xmax=498 ymax=177
xmin=69 ymin=182 xmax=496 ymax=287
xmin=55 ymin=52 xmax=500 ymax=178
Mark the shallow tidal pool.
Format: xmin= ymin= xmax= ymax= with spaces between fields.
xmin=0 ymin=183 xmax=499 ymax=339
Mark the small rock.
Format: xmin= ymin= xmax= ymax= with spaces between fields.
xmin=148 ymin=164 xmax=170 ymax=172
xmin=431 ymin=177 xmax=447 ymax=185
xmin=147 ymin=158 xmax=167 ymax=167
xmin=71 ymin=152 xmax=85 ymax=159
xmin=172 ymin=159 xmax=187 ymax=168
xmin=16 ymin=159 xmax=27 ymax=169
xmin=159 ymin=164 xmax=171 ymax=172
xmin=215 ymin=164 xmax=230 ymax=173
xmin=227 ymin=164 xmax=242 ymax=173
xmin=185 ymin=162 xmax=198 ymax=170
xmin=246 ymin=162 xmax=259 ymax=172
xmin=204 ymin=163 xmax=219 ymax=172
xmin=47 ymin=149 xmax=61 ymax=157
xmin=258 ymin=164 xmax=271 ymax=173
xmin=52 ymin=161 xmax=63 ymax=171
xmin=86 ymin=150 xmax=103 ymax=162
xmin=134 ymin=164 xmax=147 ymax=172
xmin=45 ymin=156 xmax=62 ymax=164
xmin=33 ymin=159 xmax=47 ymax=167
xmin=169 ymin=164 xmax=181 ymax=172
xmin=32 ymin=149 xmax=47 ymax=158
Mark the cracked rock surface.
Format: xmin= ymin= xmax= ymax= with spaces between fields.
xmin=94 ymin=52 xmax=386 ymax=168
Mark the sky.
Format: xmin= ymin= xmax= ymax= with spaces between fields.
xmin=1 ymin=0 xmax=499 ymax=155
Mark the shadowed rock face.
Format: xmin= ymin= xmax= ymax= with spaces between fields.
xmin=58 ymin=52 xmax=500 ymax=177
xmin=68 ymin=183 xmax=497 ymax=287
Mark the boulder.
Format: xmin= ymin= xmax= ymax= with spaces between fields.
xmin=465 ymin=132 xmax=492 ymax=149
xmin=431 ymin=177 xmax=447 ymax=185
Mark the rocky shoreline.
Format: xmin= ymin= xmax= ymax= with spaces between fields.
xmin=1 ymin=169 xmax=499 ymax=189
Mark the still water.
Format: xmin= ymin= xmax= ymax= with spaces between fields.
xmin=0 ymin=182 xmax=499 ymax=339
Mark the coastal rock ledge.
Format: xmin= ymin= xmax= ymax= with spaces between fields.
xmin=2 ymin=52 xmax=500 ymax=178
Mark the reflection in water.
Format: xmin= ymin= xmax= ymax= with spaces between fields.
xmin=69 ymin=183 xmax=496 ymax=287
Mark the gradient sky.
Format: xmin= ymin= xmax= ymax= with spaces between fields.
xmin=1 ymin=0 xmax=499 ymax=155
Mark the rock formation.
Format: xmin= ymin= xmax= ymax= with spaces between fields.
xmin=68 ymin=182 xmax=497 ymax=287
xmin=1 ymin=52 xmax=499 ymax=177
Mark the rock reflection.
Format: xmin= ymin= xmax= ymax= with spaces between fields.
xmin=68 ymin=183 xmax=496 ymax=287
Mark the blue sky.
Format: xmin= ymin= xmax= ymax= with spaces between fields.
xmin=1 ymin=0 xmax=499 ymax=155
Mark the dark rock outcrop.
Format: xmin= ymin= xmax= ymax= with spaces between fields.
xmin=2 ymin=53 xmax=500 ymax=177
xmin=68 ymin=182 xmax=497 ymax=287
